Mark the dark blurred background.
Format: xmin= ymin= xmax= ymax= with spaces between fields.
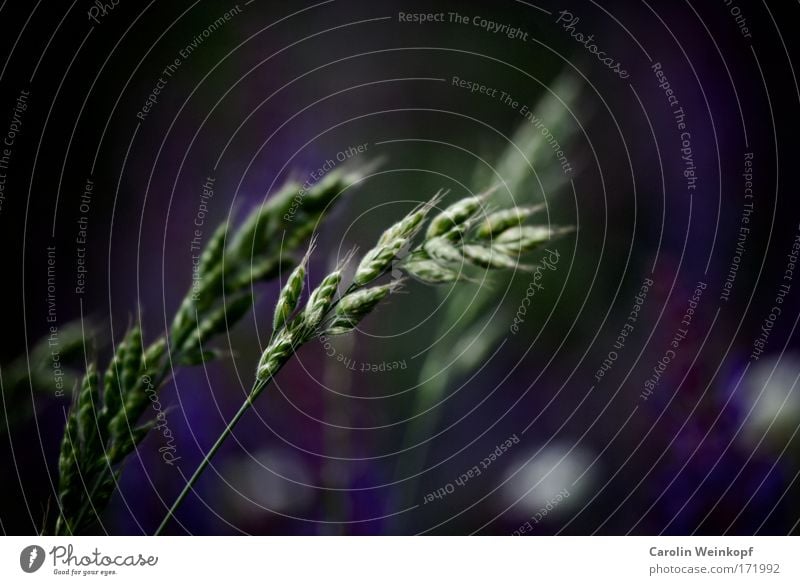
xmin=1 ymin=0 xmax=799 ymax=535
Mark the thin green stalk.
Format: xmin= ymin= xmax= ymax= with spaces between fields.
xmin=153 ymin=276 xmax=360 ymax=534
xmin=154 ymin=187 xmax=565 ymax=533
xmin=155 ymin=378 xmax=266 ymax=535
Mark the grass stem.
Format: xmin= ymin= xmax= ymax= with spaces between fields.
xmin=154 ymin=379 xmax=266 ymax=535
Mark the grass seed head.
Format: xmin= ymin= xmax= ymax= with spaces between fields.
xmin=462 ymin=245 xmax=523 ymax=270
xmin=198 ymin=221 xmax=229 ymax=275
xmin=189 ymin=293 xmax=254 ymax=351
xmin=495 ymin=225 xmax=573 ymax=253
xmin=273 ymin=239 xmax=316 ymax=331
xmin=121 ymin=327 xmax=143 ymax=394
xmin=423 ymin=236 xmax=464 ymax=264
xmin=256 ymin=329 xmax=297 ymax=381
xmin=425 ymin=194 xmax=485 ymax=239
xmin=475 ymin=204 xmax=546 ymax=239
xmin=303 ymin=268 xmax=345 ymax=331
xmin=402 ymin=258 xmax=460 ymax=284
xmin=327 ymin=281 xmax=404 ymax=334
xmin=76 ymin=364 xmax=100 ymax=450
